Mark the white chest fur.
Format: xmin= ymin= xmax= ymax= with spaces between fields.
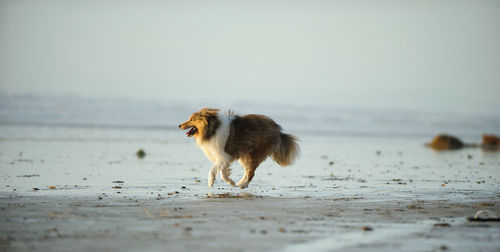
xmin=196 ymin=114 xmax=232 ymax=163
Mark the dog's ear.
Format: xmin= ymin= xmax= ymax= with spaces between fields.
xmin=202 ymin=113 xmax=221 ymax=140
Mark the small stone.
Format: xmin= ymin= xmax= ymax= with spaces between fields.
xmin=427 ymin=135 xmax=464 ymax=150
xmin=361 ymin=226 xmax=373 ymax=231
xmin=434 ymin=223 xmax=450 ymax=227
xmin=136 ymin=149 xmax=146 ymax=158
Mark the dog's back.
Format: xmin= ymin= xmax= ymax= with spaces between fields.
xmin=225 ymin=114 xmax=299 ymax=166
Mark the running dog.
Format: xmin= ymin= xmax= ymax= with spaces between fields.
xmin=179 ymin=108 xmax=299 ymax=188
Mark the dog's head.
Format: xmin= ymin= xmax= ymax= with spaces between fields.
xmin=179 ymin=108 xmax=220 ymax=140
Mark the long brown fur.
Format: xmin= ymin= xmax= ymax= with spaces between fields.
xmin=179 ymin=108 xmax=300 ymax=188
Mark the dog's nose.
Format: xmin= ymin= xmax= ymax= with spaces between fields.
xmin=178 ymin=124 xmax=181 ymax=128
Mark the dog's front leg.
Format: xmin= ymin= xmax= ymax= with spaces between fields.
xmin=208 ymin=165 xmax=217 ymax=187
xmin=220 ymin=164 xmax=235 ymax=186
xmin=208 ymin=159 xmax=235 ymax=187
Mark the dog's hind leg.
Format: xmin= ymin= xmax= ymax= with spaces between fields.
xmin=237 ymin=159 xmax=248 ymax=186
xmin=238 ymin=162 xmax=256 ymax=189
xmin=239 ymin=168 xmax=255 ymax=189
xmin=238 ymin=151 xmax=267 ymax=189
xmin=237 ymin=175 xmax=247 ymax=187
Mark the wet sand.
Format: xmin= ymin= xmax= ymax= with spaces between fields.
xmin=2 ymin=193 xmax=499 ymax=252
xmin=1 ymin=136 xmax=499 ymax=251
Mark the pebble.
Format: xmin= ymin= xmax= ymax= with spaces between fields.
xmin=434 ymin=223 xmax=450 ymax=227
xmin=361 ymin=226 xmax=373 ymax=231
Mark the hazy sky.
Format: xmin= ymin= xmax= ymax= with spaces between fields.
xmin=1 ymin=0 xmax=499 ymax=114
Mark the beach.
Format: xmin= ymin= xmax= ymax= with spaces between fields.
xmin=1 ymin=94 xmax=500 ymax=251
xmin=1 ymin=134 xmax=499 ymax=251
xmin=2 ymin=0 xmax=500 ymax=250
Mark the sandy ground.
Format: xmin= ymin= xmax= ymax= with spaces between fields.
xmin=1 ymin=137 xmax=500 ymax=251
xmin=1 ymin=194 xmax=499 ymax=252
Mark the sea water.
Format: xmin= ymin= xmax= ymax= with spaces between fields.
xmin=1 ymin=93 xmax=499 ymax=142
xmin=0 ymin=93 xmax=499 ymax=201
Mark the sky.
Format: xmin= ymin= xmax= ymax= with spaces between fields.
xmin=1 ymin=0 xmax=499 ymax=114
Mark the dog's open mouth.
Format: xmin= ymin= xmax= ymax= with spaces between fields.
xmin=186 ymin=127 xmax=198 ymax=137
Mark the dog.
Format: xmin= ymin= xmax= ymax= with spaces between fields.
xmin=179 ymin=108 xmax=299 ymax=188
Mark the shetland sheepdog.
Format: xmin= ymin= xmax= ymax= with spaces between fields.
xmin=179 ymin=108 xmax=300 ymax=188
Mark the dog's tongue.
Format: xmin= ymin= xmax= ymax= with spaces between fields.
xmin=186 ymin=127 xmax=196 ymax=136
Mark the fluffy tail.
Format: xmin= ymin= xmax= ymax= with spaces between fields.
xmin=272 ymin=133 xmax=300 ymax=167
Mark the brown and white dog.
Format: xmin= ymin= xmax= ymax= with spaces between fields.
xmin=179 ymin=108 xmax=299 ymax=188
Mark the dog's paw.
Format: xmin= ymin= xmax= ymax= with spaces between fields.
xmin=238 ymin=182 xmax=249 ymax=189
xmin=227 ymin=180 xmax=235 ymax=186
xmin=237 ymin=177 xmax=246 ymax=186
